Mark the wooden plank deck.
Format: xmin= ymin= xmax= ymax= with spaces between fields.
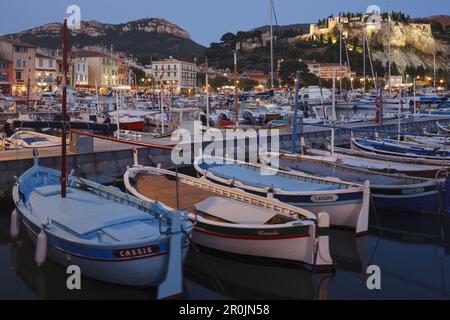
xmin=135 ymin=174 xmax=217 ymax=210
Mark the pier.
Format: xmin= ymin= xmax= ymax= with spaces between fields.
xmin=0 ymin=115 xmax=448 ymax=198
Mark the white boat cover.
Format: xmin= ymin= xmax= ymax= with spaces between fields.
xmin=194 ymin=196 xmax=277 ymax=225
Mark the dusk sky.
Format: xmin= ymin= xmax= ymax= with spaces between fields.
xmin=1 ymin=0 xmax=449 ymax=46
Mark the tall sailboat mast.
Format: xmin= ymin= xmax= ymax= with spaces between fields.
xmin=205 ymin=56 xmax=210 ymax=128
xmin=339 ymin=16 xmax=342 ymax=93
xmin=234 ymin=51 xmax=239 ymax=123
xmin=61 ymin=19 xmax=68 ymax=198
xmin=433 ymin=51 xmax=436 ymax=90
xmin=363 ymin=26 xmax=366 ymax=92
xmin=387 ymin=0 xmax=392 ymax=97
xmin=269 ymin=0 xmax=274 ymax=90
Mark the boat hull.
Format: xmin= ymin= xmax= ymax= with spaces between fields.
xmin=191 ymin=221 xmax=333 ymax=272
xmin=371 ymin=191 xmax=440 ymax=214
xmin=119 ymin=121 xmax=145 ymax=131
xmin=17 ymin=207 xmax=189 ymax=287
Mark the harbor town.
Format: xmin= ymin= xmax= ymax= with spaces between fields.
xmin=0 ymin=0 xmax=450 ymax=303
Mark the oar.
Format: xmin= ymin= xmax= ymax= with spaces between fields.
xmin=157 ymin=210 xmax=183 ymax=300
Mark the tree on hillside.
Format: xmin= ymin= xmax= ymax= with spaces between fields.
xmin=278 ymin=59 xmax=319 ymax=87
xmin=210 ymin=76 xmax=231 ymax=90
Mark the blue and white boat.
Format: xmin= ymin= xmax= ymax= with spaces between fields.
xmin=276 ymin=153 xmax=444 ymax=214
xmin=416 ymin=107 xmax=450 ymax=117
xmin=194 ymin=156 xmax=370 ymax=235
xmin=11 ymin=155 xmax=193 ymax=299
xmin=352 ymin=137 xmax=450 ymax=160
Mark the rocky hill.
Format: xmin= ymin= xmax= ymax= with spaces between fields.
xmin=1 ymin=18 xmax=206 ymax=60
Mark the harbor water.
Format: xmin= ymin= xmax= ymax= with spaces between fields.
xmin=1 ymin=196 xmax=450 ymax=300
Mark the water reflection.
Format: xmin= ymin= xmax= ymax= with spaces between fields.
xmin=1 ymin=202 xmax=450 ymax=299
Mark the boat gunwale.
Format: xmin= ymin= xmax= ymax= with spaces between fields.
xmin=273 ymin=152 xmax=437 ymax=190
xmin=124 ymin=166 xmax=318 ymax=228
xmin=194 ymin=156 xmax=365 ymax=196
xmin=13 ymin=165 xmax=193 ymax=249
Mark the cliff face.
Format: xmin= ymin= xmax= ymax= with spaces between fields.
xmin=1 ymin=18 xmax=204 ymax=59
xmin=6 ymin=18 xmax=190 ymax=39
xmin=303 ymin=18 xmax=450 ymax=73
xmin=363 ymin=21 xmax=449 ymax=72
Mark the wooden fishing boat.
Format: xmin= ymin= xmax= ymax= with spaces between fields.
xmin=351 ymin=137 xmax=450 ymax=160
xmin=308 ymin=147 xmax=445 ymax=178
xmin=275 ymin=152 xmax=445 ymax=214
xmin=12 ymin=156 xmax=193 ymax=297
xmin=118 ymin=117 xmax=145 ymax=131
xmin=124 ymin=164 xmax=334 ymax=271
xmin=268 ymin=119 xmax=289 ymax=129
xmin=437 ymin=122 xmax=450 ymax=134
xmin=7 ymin=130 xmax=66 ymax=148
xmin=193 ymin=156 xmax=370 ymax=235
xmin=9 ymin=19 xmax=193 ymax=300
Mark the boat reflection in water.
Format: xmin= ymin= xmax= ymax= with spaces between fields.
xmin=8 ymin=233 xmax=156 ymax=300
xmin=184 ymin=246 xmax=334 ymax=300
xmin=184 ymin=229 xmax=369 ymax=300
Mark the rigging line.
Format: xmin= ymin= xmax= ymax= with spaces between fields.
xmin=272 ymin=0 xmax=279 ymax=28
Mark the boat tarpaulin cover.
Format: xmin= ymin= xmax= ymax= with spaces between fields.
xmin=195 ymin=196 xmax=277 ymax=225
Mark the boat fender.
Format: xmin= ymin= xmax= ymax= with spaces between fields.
xmin=35 ymin=229 xmax=47 ymax=267
xmin=316 ymin=212 xmax=333 ymax=267
xmin=267 ymin=186 xmax=274 ymax=199
xmin=10 ymin=209 xmax=20 ymax=239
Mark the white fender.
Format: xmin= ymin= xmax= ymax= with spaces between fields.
xmin=315 ymin=211 xmax=333 ymax=267
xmin=35 ymin=229 xmax=47 ymax=267
xmin=10 ymin=209 xmax=20 ymax=239
xmin=132 ymin=147 xmax=139 ymax=167
xmin=355 ymin=181 xmax=370 ymax=235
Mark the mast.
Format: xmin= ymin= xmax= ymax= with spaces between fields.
xmin=433 ymin=51 xmax=436 ymax=90
xmin=269 ymin=0 xmax=273 ymax=87
xmin=61 ymin=19 xmax=68 ymax=198
xmin=160 ymin=77 xmax=165 ymax=134
xmin=363 ymin=26 xmax=366 ymax=92
xmin=205 ymin=56 xmax=210 ymax=128
xmin=115 ymin=89 xmax=120 ymax=138
xmin=234 ymin=51 xmax=239 ymax=123
xmin=387 ymin=0 xmax=392 ymax=97
xmin=339 ymin=17 xmax=342 ymax=94
xmin=291 ymin=71 xmax=300 ymax=153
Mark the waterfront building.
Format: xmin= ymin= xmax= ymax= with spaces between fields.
xmin=0 ymin=56 xmax=12 ymax=94
xmin=147 ymin=58 xmax=198 ymax=94
xmin=303 ymin=60 xmax=356 ymax=80
xmin=0 ymin=39 xmax=36 ymax=96
xmin=73 ymin=57 xmax=89 ymax=89
xmin=35 ymin=49 xmax=58 ymax=92
xmin=77 ymin=50 xmax=120 ymax=89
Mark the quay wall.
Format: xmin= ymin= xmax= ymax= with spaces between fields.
xmin=0 ymin=116 xmax=449 ymax=198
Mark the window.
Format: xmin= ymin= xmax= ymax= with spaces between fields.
xmin=83 ymin=64 xmax=85 ymax=72
xmin=49 ymin=60 xmax=53 ymax=68
xmin=16 ymin=71 xmax=22 ymax=80
xmin=16 ymin=59 xmax=21 ymax=68
xmin=23 ymin=61 xmax=26 ymax=68
xmin=77 ymin=64 xmax=80 ymax=71
xmin=39 ymin=58 xmax=43 ymax=67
